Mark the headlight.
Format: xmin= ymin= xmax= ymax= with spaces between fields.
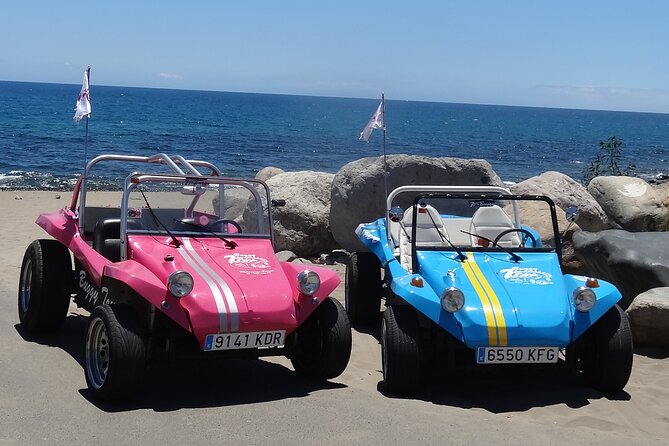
xmin=573 ymin=286 xmax=596 ymax=312
xmin=441 ymin=287 xmax=465 ymax=313
xmin=168 ymin=271 xmax=194 ymax=298
xmin=297 ymin=270 xmax=320 ymax=296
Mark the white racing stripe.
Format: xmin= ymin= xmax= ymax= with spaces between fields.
xmin=182 ymin=238 xmax=239 ymax=332
xmin=177 ymin=240 xmax=228 ymax=332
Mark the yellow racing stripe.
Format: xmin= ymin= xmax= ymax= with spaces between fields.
xmin=467 ymin=253 xmax=508 ymax=346
xmin=461 ymin=260 xmax=497 ymax=345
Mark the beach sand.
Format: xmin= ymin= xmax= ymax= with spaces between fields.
xmin=1 ymin=190 xmax=668 ymax=445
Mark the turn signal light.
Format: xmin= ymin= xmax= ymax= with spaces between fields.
xmin=586 ymin=278 xmax=600 ymax=288
xmin=411 ymin=277 xmax=424 ymax=288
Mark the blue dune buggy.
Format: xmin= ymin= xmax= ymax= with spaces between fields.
xmin=346 ymin=185 xmax=633 ymax=395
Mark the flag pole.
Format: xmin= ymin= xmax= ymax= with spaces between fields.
xmin=83 ymin=66 xmax=91 ymax=170
xmin=381 ymin=92 xmax=388 ymax=210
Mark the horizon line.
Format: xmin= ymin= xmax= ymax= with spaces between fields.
xmin=1 ymin=78 xmax=667 ymax=116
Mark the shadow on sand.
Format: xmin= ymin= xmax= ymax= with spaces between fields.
xmin=15 ymin=315 xmax=346 ymax=413
xmin=355 ymin=313 xmax=632 ymax=413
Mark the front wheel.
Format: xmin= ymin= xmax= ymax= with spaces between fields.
xmin=18 ymin=239 xmax=73 ymax=333
xmin=382 ymin=305 xmax=421 ymax=395
xmin=290 ymin=297 xmax=352 ymax=380
xmin=85 ymin=304 xmax=146 ymax=401
xmin=575 ymin=304 xmax=633 ymax=393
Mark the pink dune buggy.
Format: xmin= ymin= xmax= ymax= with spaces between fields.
xmin=18 ymin=153 xmax=351 ymax=400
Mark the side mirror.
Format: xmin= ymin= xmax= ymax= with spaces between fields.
xmin=565 ymin=206 xmax=579 ymax=222
xmin=271 ymin=199 xmax=286 ymax=207
xmin=389 ymin=206 xmax=405 ymax=223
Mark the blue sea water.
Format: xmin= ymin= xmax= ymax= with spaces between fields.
xmin=1 ymin=80 xmax=667 ymax=189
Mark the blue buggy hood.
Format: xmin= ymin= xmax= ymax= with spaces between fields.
xmin=418 ymin=251 xmax=573 ymax=348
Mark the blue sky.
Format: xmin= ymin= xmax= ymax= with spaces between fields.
xmin=1 ymin=1 xmax=668 ymax=113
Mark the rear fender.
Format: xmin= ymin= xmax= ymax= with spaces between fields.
xmin=279 ymin=262 xmax=341 ymax=325
xmin=102 ymin=261 xmax=191 ymax=332
xmin=565 ymin=275 xmax=622 ymax=341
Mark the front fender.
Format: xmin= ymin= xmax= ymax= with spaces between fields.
xmin=279 ymin=262 xmax=341 ymax=325
xmin=565 ymin=275 xmax=622 ymax=341
xmin=102 ymin=260 xmax=191 ymax=332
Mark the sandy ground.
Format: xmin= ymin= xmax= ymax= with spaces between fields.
xmin=1 ymin=190 xmax=668 ymax=445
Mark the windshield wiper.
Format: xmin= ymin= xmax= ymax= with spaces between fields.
xmin=174 ymin=219 xmax=238 ymax=249
xmin=424 ymin=209 xmax=467 ymax=262
xmin=138 ymin=188 xmax=181 ymax=248
xmin=460 ymin=230 xmax=522 ymax=262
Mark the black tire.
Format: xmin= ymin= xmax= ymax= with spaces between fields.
xmin=85 ymin=304 xmax=146 ymax=401
xmin=290 ymin=297 xmax=352 ymax=380
xmin=345 ymin=252 xmax=383 ymax=325
xmin=576 ymin=304 xmax=633 ymax=393
xmin=382 ymin=305 xmax=421 ymax=395
xmin=18 ymin=239 xmax=73 ymax=333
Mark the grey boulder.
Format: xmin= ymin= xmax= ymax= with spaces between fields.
xmin=626 ymin=287 xmax=669 ymax=348
xmin=266 ymin=171 xmax=338 ymax=257
xmin=511 ymin=171 xmax=613 ymax=231
xmin=330 ymin=154 xmax=503 ymax=252
xmin=573 ymin=230 xmax=669 ymax=308
xmin=587 ymin=176 xmax=669 ymax=231
xmin=256 ymin=166 xmax=285 ymax=183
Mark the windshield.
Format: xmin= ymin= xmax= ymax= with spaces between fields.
xmin=390 ymin=193 xmax=560 ymax=252
xmin=125 ymin=178 xmax=272 ymax=238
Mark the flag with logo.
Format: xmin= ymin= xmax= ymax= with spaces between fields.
xmin=359 ymin=98 xmax=384 ymax=142
xmin=73 ymin=68 xmax=91 ymax=122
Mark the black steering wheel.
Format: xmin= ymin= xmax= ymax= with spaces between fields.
xmin=209 ymin=219 xmax=243 ymax=234
xmin=493 ymin=228 xmax=537 ymax=248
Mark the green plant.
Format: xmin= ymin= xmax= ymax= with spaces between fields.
xmin=582 ymin=136 xmax=636 ymax=184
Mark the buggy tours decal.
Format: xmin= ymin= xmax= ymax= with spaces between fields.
xmin=224 ymin=253 xmax=273 ymax=275
xmin=499 ymin=267 xmax=553 ymax=285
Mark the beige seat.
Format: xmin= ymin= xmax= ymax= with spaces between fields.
xmin=469 ymin=205 xmax=520 ymax=248
xmin=398 ymin=204 xmax=449 ymax=271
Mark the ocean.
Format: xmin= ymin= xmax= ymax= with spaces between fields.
xmin=1 ymin=80 xmax=667 ymax=189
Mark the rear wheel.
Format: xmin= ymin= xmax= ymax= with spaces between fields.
xmin=85 ymin=304 xmax=146 ymax=401
xmin=382 ymin=305 xmax=421 ymax=395
xmin=576 ymin=304 xmax=633 ymax=393
xmin=290 ymin=297 xmax=352 ymax=380
xmin=18 ymin=239 xmax=72 ymax=333
xmin=345 ymin=252 xmax=383 ymax=325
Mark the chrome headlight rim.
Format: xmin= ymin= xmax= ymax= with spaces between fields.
xmin=297 ymin=270 xmax=320 ymax=296
xmin=167 ymin=270 xmax=194 ymax=298
xmin=573 ymin=286 xmax=596 ymax=312
xmin=441 ymin=286 xmax=465 ymax=313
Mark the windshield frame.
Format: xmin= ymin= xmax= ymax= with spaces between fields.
xmin=118 ymin=173 xmax=273 ymax=261
xmin=404 ymin=192 xmax=562 ymax=274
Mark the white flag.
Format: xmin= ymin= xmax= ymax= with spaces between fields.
xmin=359 ymin=99 xmax=384 ymax=142
xmin=73 ymin=68 xmax=91 ymax=122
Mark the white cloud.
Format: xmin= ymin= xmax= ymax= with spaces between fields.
xmin=158 ymin=72 xmax=183 ymax=80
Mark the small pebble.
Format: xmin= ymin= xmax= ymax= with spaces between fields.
xmin=55 ymin=194 xmax=61 ymax=199
xmin=14 ymin=196 xmax=22 ymax=200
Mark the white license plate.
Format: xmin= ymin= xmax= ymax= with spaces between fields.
xmin=476 ymin=347 xmax=559 ymax=364
xmin=204 ymin=330 xmax=285 ymax=351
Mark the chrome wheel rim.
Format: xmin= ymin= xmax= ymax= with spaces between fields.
xmin=19 ymin=258 xmax=33 ymax=314
xmin=86 ymin=317 xmax=109 ymax=389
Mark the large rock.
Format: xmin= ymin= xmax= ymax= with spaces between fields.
xmin=256 ymin=166 xmax=285 ymax=183
xmin=626 ymin=287 xmax=669 ymax=347
xmin=265 ymin=171 xmax=338 ymax=257
xmin=587 ymin=176 xmax=669 ymax=231
xmin=508 ymin=200 xmax=582 ymax=272
xmin=573 ymin=230 xmax=669 ymax=308
xmin=330 ymin=155 xmax=503 ymax=252
xmin=511 ymin=171 xmax=613 ymax=231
